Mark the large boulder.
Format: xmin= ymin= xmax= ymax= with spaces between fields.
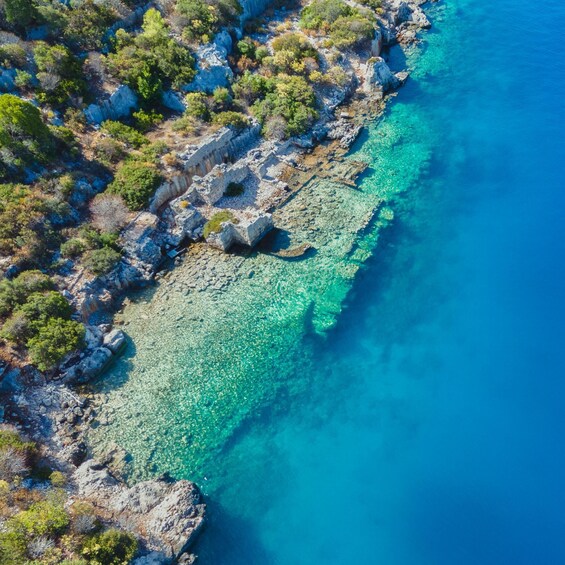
xmin=63 ymin=347 xmax=113 ymax=383
xmin=84 ymin=85 xmax=139 ymax=125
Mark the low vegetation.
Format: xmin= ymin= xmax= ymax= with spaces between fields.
xmin=203 ymin=210 xmax=237 ymax=238
xmin=0 ymin=427 xmax=139 ymax=564
xmin=0 ymin=271 xmax=84 ymax=370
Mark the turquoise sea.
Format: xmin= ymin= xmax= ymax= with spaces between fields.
xmin=90 ymin=0 xmax=565 ymax=562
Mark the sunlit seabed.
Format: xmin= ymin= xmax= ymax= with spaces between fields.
xmin=88 ymin=0 xmax=565 ymax=563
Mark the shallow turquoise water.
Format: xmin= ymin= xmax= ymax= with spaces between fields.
xmin=91 ymin=0 xmax=565 ymax=562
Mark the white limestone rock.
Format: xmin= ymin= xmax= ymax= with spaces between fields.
xmin=364 ymin=57 xmax=400 ymax=94
xmin=103 ymin=329 xmax=126 ymax=354
xmin=74 ymin=460 xmax=206 ymax=560
xmin=84 ymin=85 xmax=138 ymax=125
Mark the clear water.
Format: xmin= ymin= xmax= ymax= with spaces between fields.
xmin=89 ymin=0 xmax=565 ymax=562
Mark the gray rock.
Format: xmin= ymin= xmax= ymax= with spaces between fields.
xmin=162 ymin=90 xmax=186 ymax=112
xmin=103 ymin=329 xmax=126 ymax=354
xmin=84 ymin=85 xmax=138 ymax=125
xmin=63 ymin=347 xmax=112 ymax=383
xmin=364 ymin=57 xmax=400 ymax=93
xmin=0 ymin=68 xmax=16 ymax=92
xmin=74 ymin=460 xmax=206 ymax=560
xmin=183 ymin=42 xmax=233 ymax=94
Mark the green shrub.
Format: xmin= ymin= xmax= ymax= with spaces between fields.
xmin=224 ymin=182 xmax=244 ymax=196
xmin=34 ymin=43 xmax=86 ymax=105
xmin=299 ymin=0 xmax=352 ymax=30
xmin=94 ymin=138 xmax=126 ymax=166
xmin=107 ymin=161 xmax=162 ymax=210
xmin=64 ymin=0 xmax=117 ymax=50
xmin=175 ymin=0 xmax=241 ymax=43
xmin=101 ymin=121 xmax=148 ymax=149
xmin=106 ymin=9 xmax=195 ymax=100
xmin=2 ymin=0 xmax=38 ymax=26
xmin=0 ymin=430 xmax=36 ymax=462
xmin=184 ymin=92 xmax=210 ymax=121
xmin=212 ymin=111 xmax=249 ymax=130
xmin=0 ymin=270 xmax=53 ymax=318
xmin=212 ymin=86 xmax=232 ymax=110
xmin=27 ymin=318 xmax=85 ymax=371
xmin=133 ymin=109 xmax=163 ymax=132
xmin=61 ymin=238 xmax=87 ymax=258
xmin=0 ymin=43 xmax=27 ymax=68
xmin=18 ymin=291 xmax=73 ymax=328
xmin=13 ymin=69 xmax=32 ymax=89
xmin=82 ymin=247 xmax=121 ymax=276
xmin=251 ymin=74 xmax=318 ymax=137
xmin=0 ymin=94 xmax=54 ymax=179
xmin=81 ymin=528 xmax=138 ymax=565
xmin=8 ymin=500 xmax=69 ymax=536
xmin=232 ymin=71 xmax=274 ymax=105
xmin=329 ymin=14 xmax=375 ymax=48
xmin=50 ymin=470 xmax=66 ymax=487
xmin=272 ymin=32 xmax=318 ymax=59
xmin=1 ymin=290 xmax=73 ymax=345
xmin=203 ymin=210 xmax=237 ymax=238
xmin=237 ymin=38 xmax=256 ymax=59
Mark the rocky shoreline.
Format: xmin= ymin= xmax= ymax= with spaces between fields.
xmin=0 ymin=1 xmax=432 ymax=562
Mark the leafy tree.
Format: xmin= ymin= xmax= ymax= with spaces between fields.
xmin=232 ymin=71 xmax=274 ymax=105
xmin=184 ymin=91 xmax=210 ymax=121
xmin=33 ymin=43 xmax=86 ymax=105
xmin=0 ymin=95 xmax=54 ymax=178
xmin=2 ymin=0 xmax=38 ymax=26
xmin=175 ymin=0 xmax=241 ymax=43
xmin=106 ymin=9 xmax=195 ymax=100
xmin=64 ymin=0 xmax=117 ymax=50
xmin=27 ymin=318 xmax=85 ymax=370
xmin=0 ymin=43 xmax=27 ymax=68
xmin=212 ymin=111 xmax=249 ymax=130
xmin=107 ymin=161 xmax=162 ymax=210
xmin=101 ymin=120 xmax=148 ymax=148
xmin=81 ymin=528 xmax=138 ymax=565
xmin=299 ymin=0 xmax=374 ymax=49
xmin=251 ymin=74 xmax=318 ymax=137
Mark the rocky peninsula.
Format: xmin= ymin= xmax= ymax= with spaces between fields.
xmin=0 ymin=0 xmax=431 ymax=561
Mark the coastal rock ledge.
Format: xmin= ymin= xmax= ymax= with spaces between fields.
xmin=74 ymin=460 xmax=206 ymax=563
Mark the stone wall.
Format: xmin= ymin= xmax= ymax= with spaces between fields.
xmin=207 ymin=214 xmax=274 ymax=250
xmin=149 ymin=125 xmax=261 ymax=212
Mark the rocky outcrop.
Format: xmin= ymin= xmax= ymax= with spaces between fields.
xmin=392 ymin=0 xmax=431 ymax=29
xmin=84 ymin=85 xmax=139 ymax=125
xmin=240 ymin=0 xmax=274 ymax=21
xmin=364 ymin=57 xmax=400 ymax=94
xmin=74 ymin=460 xmax=206 ymax=561
xmin=184 ymin=35 xmax=233 ymax=94
xmin=121 ymin=212 xmax=163 ymax=271
xmin=0 ymin=68 xmax=16 ymax=93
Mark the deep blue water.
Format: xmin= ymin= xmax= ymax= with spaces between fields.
xmin=193 ymin=0 xmax=565 ymax=562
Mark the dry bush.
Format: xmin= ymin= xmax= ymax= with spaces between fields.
xmin=0 ymin=448 xmax=29 ymax=481
xmin=89 ymin=193 xmax=129 ymax=234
